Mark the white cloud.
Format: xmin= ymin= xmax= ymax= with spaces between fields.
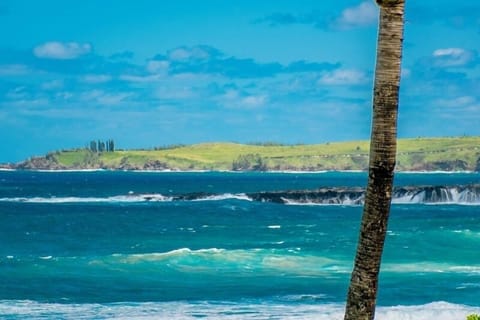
xmin=97 ymin=93 xmax=132 ymax=105
xmin=433 ymin=48 xmax=466 ymax=57
xmin=33 ymin=41 xmax=92 ymax=59
xmin=168 ymin=46 xmax=212 ymax=61
xmin=80 ymin=89 xmax=132 ymax=106
xmin=436 ymin=96 xmax=480 ymax=118
xmin=218 ymin=89 xmax=268 ymax=109
xmin=82 ymin=74 xmax=112 ymax=83
xmin=222 ymin=89 xmax=239 ymax=100
xmin=169 ymin=48 xmax=191 ymax=61
xmin=122 ymin=69 xmax=214 ymax=85
xmin=146 ymin=60 xmax=170 ymax=74
xmin=436 ymin=96 xmax=476 ymax=108
xmin=432 ymin=48 xmax=475 ymax=67
xmin=335 ymin=1 xmax=378 ymax=29
xmin=242 ymin=95 xmax=268 ymax=108
xmin=319 ymin=69 xmax=368 ymax=85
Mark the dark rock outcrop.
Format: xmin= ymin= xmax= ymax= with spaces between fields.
xmin=15 ymin=156 xmax=66 ymax=170
xmin=248 ymin=187 xmax=365 ymax=205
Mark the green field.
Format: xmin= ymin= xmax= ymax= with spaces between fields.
xmin=16 ymin=137 xmax=480 ymax=171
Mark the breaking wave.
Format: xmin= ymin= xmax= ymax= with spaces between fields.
xmin=2 ymin=248 xmax=349 ymax=277
xmin=1 ymin=185 xmax=480 ymax=205
xmin=5 ymin=248 xmax=480 ymax=276
xmin=0 ymin=300 xmax=478 ymax=320
xmin=251 ymin=185 xmax=480 ymax=206
xmin=0 ymin=194 xmax=174 ymax=203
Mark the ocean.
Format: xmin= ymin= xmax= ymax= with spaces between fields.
xmin=1 ymin=170 xmax=479 ymax=319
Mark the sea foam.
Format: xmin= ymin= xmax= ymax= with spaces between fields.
xmin=0 ymin=300 xmax=478 ymax=320
xmin=2 ymin=185 xmax=480 ymax=205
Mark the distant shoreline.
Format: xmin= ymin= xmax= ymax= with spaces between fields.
xmin=3 ymin=137 xmax=480 ymax=173
xmin=0 ymin=168 xmax=478 ymax=175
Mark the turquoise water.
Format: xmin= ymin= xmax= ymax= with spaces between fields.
xmin=1 ymin=170 xmax=479 ymax=319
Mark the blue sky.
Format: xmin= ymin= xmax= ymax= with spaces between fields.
xmin=1 ymin=0 xmax=479 ymax=162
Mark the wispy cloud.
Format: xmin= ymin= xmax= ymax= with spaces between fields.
xmin=319 ymin=69 xmax=369 ymax=86
xmin=80 ymin=89 xmax=133 ymax=106
xmin=435 ymin=96 xmax=479 ymax=110
xmin=1 ymin=44 xmax=340 ymax=88
xmin=167 ymin=45 xmax=221 ymax=61
xmin=157 ymin=45 xmax=282 ymax=78
xmin=146 ymin=60 xmax=170 ymax=74
xmin=432 ymin=48 xmax=478 ymax=68
xmin=216 ymin=88 xmax=268 ymax=109
xmin=431 ymin=95 xmax=480 ymax=123
xmin=254 ymin=1 xmax=377 ymax=30
xmin=0 ymin=41 xmax=363 ymax=140
xmin=242 ymin=94 xmax=268 ymax=108
xmin=333 ymin=1 xmax=377 ymax=30
xmin=33 ymin=41 xmax=92 ymax=60
xmin=0 ymin=46 xmax=142 ymax=77
xmin=152 ymin=45 xmax=338 ymax=78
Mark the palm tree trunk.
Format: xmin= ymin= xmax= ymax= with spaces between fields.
xmin=344 ymin=1 xmax=405 ymax=320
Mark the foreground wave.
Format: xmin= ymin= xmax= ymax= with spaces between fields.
xmin=2 ymin=185 xmax=480 ymax=205
xmin=2 ymin=248 xmax=350 ymax=278
xmin=0 ymin=300 xmax=478 ymax=320
xmin=5 ymin=248 xmax=480 ymax=276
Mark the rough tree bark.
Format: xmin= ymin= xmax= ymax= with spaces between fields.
xmin=344 ymin=1 xmax=405 ymax=319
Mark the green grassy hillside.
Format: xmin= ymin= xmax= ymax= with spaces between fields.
xmin=15 ymin=137 xmax=480 ymax=171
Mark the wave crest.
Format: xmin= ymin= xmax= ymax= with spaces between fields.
xmin=2 ymin=185 xmax=480 ymax=205
xmin=0 ymin=300 xmax=478 ymax=320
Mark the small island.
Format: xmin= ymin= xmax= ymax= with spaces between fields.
xmin=4 ymin=136 xmax=480 ymax=172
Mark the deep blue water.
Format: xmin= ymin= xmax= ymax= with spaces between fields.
xmin=1 ymin=170 xmax=479 ymax=319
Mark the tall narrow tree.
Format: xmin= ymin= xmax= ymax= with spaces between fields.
xmin=110 ymin=139 xmax=115 ymax=152
xmin=344 ymin=1 xmax=405 ymax=319
xmin=90 ymin=140 xmax=97 ymax=153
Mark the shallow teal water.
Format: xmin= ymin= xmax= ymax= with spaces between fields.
xmin=1 ymin=171 xmax=479 ymax=319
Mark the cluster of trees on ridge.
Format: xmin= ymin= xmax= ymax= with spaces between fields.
xmin=87 ymin=139 xmax=115 ymax=153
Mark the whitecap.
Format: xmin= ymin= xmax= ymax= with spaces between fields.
xmin=0 ymin=300 xmax=477 ymax=320
xmin=0 ymin=193 xmax=173 ymax=203
xmin=192 ymin=193 xmax=252 ymax=202
xmin=383 ymin=262 xmax=480 ymax=274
